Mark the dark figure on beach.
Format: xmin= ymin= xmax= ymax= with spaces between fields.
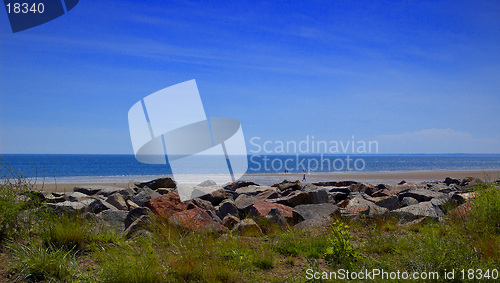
xmin=302 ymin=174 xmax=306 ymax=181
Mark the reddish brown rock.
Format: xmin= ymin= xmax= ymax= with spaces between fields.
xmin=247 ymin=200 xmax=293 ymax=220
xmin=145 ymin=192 xmax=187 ymax=219
xmin=170 ymin=207 xmax=227 ymax=233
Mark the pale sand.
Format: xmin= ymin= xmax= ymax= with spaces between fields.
xmin=33 ymin=169 xmax=500 ymax=192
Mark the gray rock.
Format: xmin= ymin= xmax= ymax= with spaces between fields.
xmin=118 ymin=187 xmax=136 ymax=199
xmin=328 ymin=187 xmax=351 ymax=194
xmin=190 ymin=185 xmax=220 ymax=199
xmin=344 ymin=197 xmax=387 ymax=217
xmin=235 ymin=186 xmax=274 ymax=196
xmin=45 ymin=201 xmax=87 ymax=215
xmin=234 ymin=194 xmax=258 ymax=212
xmin=126 ymin=199 xmax=140 ymax=210
xmin=125 ymin=207 xmax=152 ymax=229
xmin=206 ymin=210 xmax=222 ymax=223
xmin=73 ymin=186 xmax=102 ymax=196
xmin=307 ymin=189 xmax=329 ymax=204
xmin=266 ymin=207 xmax=286 ymax=226
xmin=131 ymin=187 xmax=161 ymax=207
xmin=44 ymin=194 xmax=66 ymax=203
xmin=89 ymin=199 xmax=117 ymax=214
xmin=136 ymin=177 xmax=176 ymax=190
xmin=292 ymin=203 xmax=340 ymax=223
xmin=372 ymin=195 xmax=400 ymax=211
xmin=329 ymin=191 xmax=349 ymax=202
xmin=198 ymin=188 xmax=228 ymax=205
xmin=73 ymin=185 xmax=125 ymax=196
xmin=255 ymin=189 xmax=280 ymax=200
xmin=64 ymin=192 xmax=89 ymax=202
xmin=98 ymin=210 xmax=128 ymax=231
xmin=224 ymin=181 xmax=259 ymax=191
xmin=97 ymin=187 xmax=128 ymax=197
xmin=232 ymin=219 xmax=262 ymax=236
xmin=124 ymin=215 xmax=152 ymax=239
xmin=401 ymin=197 xmax=419 ymax=207
xmin=391 ymin=201 xmax=444 ymax=221
xmin=106 ymin=193 xmax=128 ymax=211
xmin=273 ymin=191 xmax=313 ymax=207
xmin=187 ymin=198 xmax=215 ymax=211
xmin=398 ymin=189 xmax=448 ymax=202
xmin=217 ymin=199 xmax=239 ymax=219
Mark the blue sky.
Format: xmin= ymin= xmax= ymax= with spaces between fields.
xmin=0 ymin=0 xmax=499 ymax=154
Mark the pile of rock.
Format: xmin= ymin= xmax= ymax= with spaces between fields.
xmin=33 ymin=176 xmax=482 ymax=237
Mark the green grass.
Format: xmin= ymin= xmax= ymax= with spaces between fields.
xmin=7 ymin=240 xmax=78 ymax=282
xmin=39 ymin=213 xmax=121 ymax=252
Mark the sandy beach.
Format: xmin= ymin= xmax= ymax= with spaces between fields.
xmin=33 ymin=169 xmax=500 ymax=192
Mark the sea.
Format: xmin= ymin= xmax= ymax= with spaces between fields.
xmin=1 ymin=154 xmax=499 ymax=184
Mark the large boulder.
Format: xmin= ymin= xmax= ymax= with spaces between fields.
xmin=255 ymin=189 xmax=280 ymax=200
xmin=131 ymin=187 xmax=161 ymax=207
xmin=187 ymin=198 xmax=215 ymax=211
xmin=235 ymin=186 xmax=274 ymax=196
xmin=232 ymin=219 xmax=262 ymax=236
xmin=217 ymin=199 xmax=240 ymax=219
xmin=344 ymin=197 xmax=387 ymax=217
xmin=145 ymin=192 xmax=187 ymax=219
xmin=444 ymin=177 xmax=460 ymax=186
xmin=98 ymin=210 xmax=128 ymax=232
xmin=273 ymin=191 xmax=313 ymax=207
xmin=136 ymin=177 xmax=176 ymax=190
xmin=170 ymin=207 xmax=227 ymax=233
xmin=398 ymin=189 xmax=448 ymax=203
xmin=306 ymin=189 xmax=329 ymax=204
xmin=401 ymin=197 xmax=419 ymax=207
xmin=106 ymin=193 xmax=128 ymax=211
xmin=88 ymin=199 xmax=117 ymax=214
xmin=118 ymin=188 xmax=136 ymax=200
xmin=198 ymin=189 xmax=229 ymax=206
xmin=45 ymin=200 xmax=91 ymax=215
xmin=272 ymin=180 xmax=302 ymax=191
xmin=73 ymin=185 xmax=104 ymax=196
xmin=247 ymin=200 xmax=294 ymax=220
xmin=266 ymin=208 xmax=286 ymax=226
xmin=64 ymin=192 xmax=89 ymax=202
xmin=292 ymin=203 xmax=340 ymax=223
xmin=372 ymin=195 xmax=400 ymax=211
xmin=124 ymin=215 xmax=152 ymax=239
xmin=391 ymin=201 xmax=444 ymax=221
xmin=234 ymin=194 xmax=258 ymax=212
xmin=224 ymin=181 xmax=259 ymax=191
xmin=125 ymin=207 xmax=152 ymax=229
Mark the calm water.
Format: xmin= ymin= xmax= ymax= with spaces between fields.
xmin=1 ymin=154 xmax=499 ymax=182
